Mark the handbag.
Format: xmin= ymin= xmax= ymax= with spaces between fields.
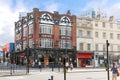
xmin=117 ymin=69 xmax=119 ymax=76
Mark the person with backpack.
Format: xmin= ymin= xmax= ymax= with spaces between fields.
xmin=111 ymin=62 xmax=119 ymax=80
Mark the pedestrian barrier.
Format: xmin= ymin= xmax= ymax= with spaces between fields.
xmin=0 ymin=63 xmax=27 ymax=76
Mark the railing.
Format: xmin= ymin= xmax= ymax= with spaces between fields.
xmin=0 ymin=63 xmax=27 ymax=76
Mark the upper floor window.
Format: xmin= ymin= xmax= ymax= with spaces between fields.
xmin=41 ymin=13 xmax=52 ymax=21
xmin=110 ymin=23 xmax=113 ymax=28
xmin=95 ymin=44 xmax=99 ymax=51
xmin=95 ymin=32 xmax=99 ymax=38
xmin=79 ymin=30 xmax=82 ymax=37
xmin=60 ymin=26 xmax=71 ymax=36
xmin=60 ymin=39 xmax=71 ymax=49
xmin=117 ymin=34 xmax=120 ymax=40
xmin=118 ymin=45 xmax=120 ymax=51
xmin=23 ymin=41 xmax=27 ymax=50
xmin=79 ymin=43 xmax=83 ymax=51
xmin=110 ymin=45 xmax=113 ymax=51
xmin=23 ymin=27 xmax=27 ymax=37
xmin=102 ymin=22 xmax=105 ymax=28
xmin=40 ymin=38 xmax=53 ymax=48
xmin=87 ymin=31 xmax=91 ymax=37
xmin=29 ymin=38 xmax=33 ymax=48
xmin=29 ymin=24 xmax=33 ymax=34
xmin=40 ymin=13 xmax=53 ymax=24
xmin=60 ymin=16 xmax=70 ymax=23
xmin=103 ymin=32 xmax=106 ymax=39
xmin=103 ymin=44 xmax=106 ymax=51
xmin=40 ymin=24 xmax=53 ymax=34
xmin=110 ymin=33 xmax=113 ymax=39
xmin=95 ymin=21 xmax=98 ymax=27
xmin=87 ymin=43 xmax=91 ymax=51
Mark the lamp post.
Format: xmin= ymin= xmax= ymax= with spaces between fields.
xmin=33 ymin=43 xmax=37 ymax=67
xmin=26 ymin=46 xmax=29 ymax=74
xmin=64 ymin=23 xmax=69 ymax=80
xmin=55 ymin=40 xmax=60 ymax=72
xmin=106 ymin=40 xmax=110 ymax=80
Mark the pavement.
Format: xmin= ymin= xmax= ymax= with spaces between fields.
xmin=0 ymin=68 xmax=113 ymax=80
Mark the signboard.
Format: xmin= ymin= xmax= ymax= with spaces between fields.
xmin=0 ymin=52 xmax=3 ymax=57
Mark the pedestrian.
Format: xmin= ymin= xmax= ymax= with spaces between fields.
xmin=111 ymin=62 xmax=119 ymax=80
xmin=38 ymin=61 xmax=42 ymax=72
xmin=35 ymin=59 xmax=37 ymax=67
xmin=70 ymin=62 xmax=73 ymax=71
xmin=65 ymin=62 xmax=69 ymax=72
xmin=32 ymin=61 xmax=35 ymax=68
xmin=46 ymin=60 xmax=49 ymax=67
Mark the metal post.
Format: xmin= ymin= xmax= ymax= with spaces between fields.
xmin=52 ymin=61 xmax=54 ymax=72
xmin=106 ymin=40 xmax=110 ymax=80
xmin=26 ymin=47 xmax=29 ymax=74
xmin=64 ymin=57 xmax=66 ymax=80
xmin=10 ymin=63 xmax=12 ymax=75
xmin=64 ymin=24 xmax=68 ymax=80
xmin=51 ymin=75 xmax=53 ymax=80
xmin=51 ymin=50 xmax=54 ymax=72
xmin=58 ymin=61 xmax=60 ymax=72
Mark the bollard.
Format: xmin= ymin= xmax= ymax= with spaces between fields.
xmin=10 ymin=66 xmax=12 ymax=75
xmin=51 ymin=75 xmax=53 ymax=80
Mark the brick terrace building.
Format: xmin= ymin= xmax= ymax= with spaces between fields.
xmin=15 ymin=8 xmax=76 ymax=67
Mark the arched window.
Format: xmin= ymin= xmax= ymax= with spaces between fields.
xmin=29 ymin=14 xmax=33 ymax=19
xmin=60 ymin=16 xmax=70 ymax=23
xmin=40 ymin=13 xmax=53 ymax=24
xmin=40 ymin=13 xmax=52 ymax=21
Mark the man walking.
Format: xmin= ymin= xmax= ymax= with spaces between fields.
xmin=111 ymin=62 xmax=118 ymax=80
xmin=38 ymin=61 xmax=42 ymax=72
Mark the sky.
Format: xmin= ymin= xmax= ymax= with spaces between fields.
xmin=1 ymin=0 xmax=120 ymax=46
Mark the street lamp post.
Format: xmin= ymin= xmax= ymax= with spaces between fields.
xmin=55 ymin=40 xmax=60 ymax=72
xmin=26 ymin=46 xmax=29 ymax=74
xmin=106 ymin=40 xmax=110 ymax=80
xmin=64 ymin=24 xmax=69 ymax=80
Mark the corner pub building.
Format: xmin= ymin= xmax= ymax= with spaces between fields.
xmin=14 ymin=8 xmax=77 ymax=67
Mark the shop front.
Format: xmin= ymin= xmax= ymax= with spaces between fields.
xmin=77 ymin=52 xmax=94 ymax=67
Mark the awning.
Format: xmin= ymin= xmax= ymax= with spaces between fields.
xmin=77 ymin=53 xmax=93 ymax=59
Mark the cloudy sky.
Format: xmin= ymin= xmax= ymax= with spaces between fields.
xmin=0 ymin=0 xmax=120 ymax=46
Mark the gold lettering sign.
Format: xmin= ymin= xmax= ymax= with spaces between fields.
xmin=41 ymin=35 xmax=52 ymax=38
xmin=61 ymin=36 xmax=71 ymax=39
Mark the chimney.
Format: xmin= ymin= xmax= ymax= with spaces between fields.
xmin=66 ymin=10 xmax=71 ymax=16
xmin=96 ymin=14 xmax=100 ymax=20
xmin=33 ymin=8 xmax=39 ymax=12
xmin=54 ymin=11 xmax=59 ymax=20
xmin=109 ymin=16 xmax=114 ymax=21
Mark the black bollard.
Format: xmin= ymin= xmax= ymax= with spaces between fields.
xmin=10 ymin=65 xmax=12 ymax=75
xmin=51 ymin=75 xmax=53 ymax=80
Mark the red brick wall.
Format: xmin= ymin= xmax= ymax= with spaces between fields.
xmin=15 ymin=8 xmax=76 ymax=50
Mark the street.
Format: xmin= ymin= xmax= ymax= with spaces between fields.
xmin=0 ymin=68 xmax=119 ymax=80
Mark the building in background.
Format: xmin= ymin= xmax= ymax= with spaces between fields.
xmin=2 ymin=43 xmax=14 ymax=62
xmin=77 ymin=10 xmax=120 ymax=67
xmin=0 ymin=45 xmax=3 ymax=62
xmin=76 ymin=16 xmax=94 ymax=67
xmin=80 ymin=8 xmax=107 ymax=19
xmin=15 ymin=8 xmax=77 ymax=67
